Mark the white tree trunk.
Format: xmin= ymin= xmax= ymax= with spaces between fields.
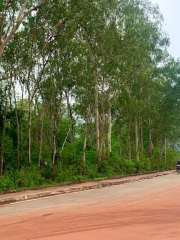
xmin=128 ymin=119 xmax=132 ymax=160
xmin=0 ymin=84 xmax=12 ymax=175
xmin=52 ymin=120 xmax=57 ymax=166
xmin=13 ymin=85 xmax=20 ymax=167
xmin=165 ymin=133 xmax=167 ymax=163
xmin=135 ymin=119 xmax=139 ymax=160
xmin=0 ymin=95 xmax=8 ymax=176
xmin=95 ymin=77 xmax=99 ymax=152
xmin=108 ymin=96 xmax=112 ymax=154
xmin=28 ymin=99 xmax=32 ymax=167
xmin=82 ymin=103 xmax=91 ymax=165
xmin=140 ymin=115 xmax=143 ymax=157
xmin=0 ymin=0 xmax=47 ymax=60
xmin=38 ymin=103 xmax=45 ymax=170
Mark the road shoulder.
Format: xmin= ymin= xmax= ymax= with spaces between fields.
xmin=0 ymin=170 xmax=175 ymax=205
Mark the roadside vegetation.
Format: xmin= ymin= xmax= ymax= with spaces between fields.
xmin=0 ymin=0 xmax=180 ymax=192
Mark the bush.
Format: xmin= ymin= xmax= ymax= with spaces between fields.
xmin=151 ymin=148 xmax=178 ymax=171
xmin=0 ymin=176 xmax=14 ymax=191
xmin=0 ymin=147 xmax=178 ymax=192
xmin=123 ymin=159 xmax=136 ymax=174
xmin=86 ymin=164 xmax=99 ymax=180
xmin=56 ymin=172 xmax=66 ymax=184
xmin=135 ymin=158 xmax=151 ymax=173
xmin=0 ymin=167 xmax=46 ymax=192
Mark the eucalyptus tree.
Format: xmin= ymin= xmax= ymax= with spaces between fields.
xmin=14 ymin=19 xmax=51 ymax=167
xmin=0 ymin=82 xmax=12 ymax=176
xmin=85 ymin=0 xmax=167 ymax=161
xmin=72 ymin=40 xmax=95 ymax=165
xmin=0 ymin=31 xmax=22 ymax=174
xmin=39 ymin=43 xmax=76 ymax=167
xmin=67 ymin=0 xmax=170 ymax=162
xmin=118 ymin=0 xmax=169 ymax=159
xmin=0 ymin=0 xmax=47 ymax=61
xmin=74 ymin=0 xmax=121 ymax=162
xmin=153 ymin=57 xmax=180 ymax=157
xmin=2 ymin=0 xmax=78 ymax=168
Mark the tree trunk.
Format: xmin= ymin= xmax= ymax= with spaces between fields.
xmin=164 ymin=133 xmax=167 ymax=164
xmin=0 ymin=93 xmax=8 ymax=176
xmin=27 ymin=59 xmax=32 ymax=168
xmin=95 ymin=77 xmax=99 ymax=153
xmin=60 ymin=125 xmax=71 ymax=164
xmin=20 ymin=120 xmax=23 ymax=166
xmin=52 ymin=120 xmax=57 ymax=166
xmin=13 ymin=85 xmax=20 ymax=168
xmin=20 ymin=84 xmax=24 ymax=167
xmin=159 ymin=135 xmax=163 ymax=160
xmin=0 ymin=0 xmax=47 ymax=61
xmin=135 ymin=118 xmax=139 ymax=160
xmin=140 ymin=115 xmax=143 ymax=157
xmin=118 ymin=130 xmax=122 ymax=157
xmin=38 ymin=102 xmax=45 ymax=171
xmin=99 ymin=111 xmax=105 ymax=162
xmin=65 ymin=91 xmax=75 ymax=161
xmin=108 ymin=94 xmax=112 ymax=155
xmin=0 ymin=46 xmax=4 ymax=60
xmin=28 ymin=99 xmax=32 ymax=167
xmin=82 ymin=103 xmax=91 ymax=166
xmin=0 ymin=81 xmax=12 ymax=175
xmin=147 ymin=120 xmax=153 ymax=159
xmin=98 ymin=75 xmax=105 ymax=162
xmin=128 ymin=118 xmax=132 ymax=160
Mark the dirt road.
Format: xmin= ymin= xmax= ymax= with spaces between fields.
xmin=1 ymin=173 xmax=180 ymax=239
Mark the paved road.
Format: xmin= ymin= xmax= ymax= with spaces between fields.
xmin=1 ymin=173 xmax=180 ymax=239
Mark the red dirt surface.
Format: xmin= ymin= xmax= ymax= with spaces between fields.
xmin=1 ymin=183 xmax=180 ymax=239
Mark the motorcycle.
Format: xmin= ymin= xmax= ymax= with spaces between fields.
xmin=177 ymin=164 xmax=180 ymax=174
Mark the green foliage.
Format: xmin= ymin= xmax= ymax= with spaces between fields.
xmin=135 ymin=158 xmax=151 ymax=173
xmin=151 ymin=148 xmax=178 ymax=171
xmin=0 ymin=148 xmax=178 ymax=192
xmin=0 ymin=167 xmax=46 ymax=192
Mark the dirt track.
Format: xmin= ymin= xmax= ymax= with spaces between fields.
xmin=1 ymin=173 xmax=180 ymax=239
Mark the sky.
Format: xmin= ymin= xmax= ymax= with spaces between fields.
xmin=150 ymin=0 xmax=180 ymax=60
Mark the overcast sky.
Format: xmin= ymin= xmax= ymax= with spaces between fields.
xmin=150 ymin=0 xmax=180 ymax=60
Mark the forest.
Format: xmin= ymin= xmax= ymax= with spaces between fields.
xmin=0 ymin=0 xmax=180 ymax=191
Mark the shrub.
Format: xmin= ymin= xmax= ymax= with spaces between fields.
xmin=135 ymin=158 xmax=151 ymax=173
xmin=123 ymin=159 xmax=136 ymax=174
xmin=0 ymin=147 xmax=179 ymax=192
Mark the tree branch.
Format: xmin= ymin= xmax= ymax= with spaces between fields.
xmin=0 ymin=0 xmax=47 ymax=59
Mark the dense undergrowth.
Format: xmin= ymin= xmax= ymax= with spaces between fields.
xmin=0 ymin=149 xmax=178 ymax=192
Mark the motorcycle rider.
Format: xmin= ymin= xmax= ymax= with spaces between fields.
xmin=176 ymin=160 xmax=180 ymax=173
xmin=177 ymin=160 xmax=180 ymax=166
